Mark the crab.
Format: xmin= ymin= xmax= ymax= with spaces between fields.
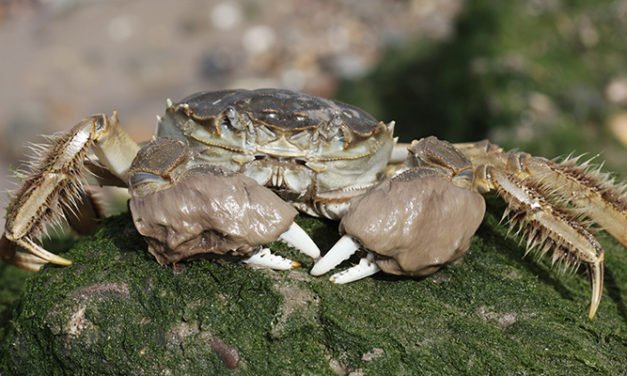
xmin=1 ymin=89 xmax=625 ymax=319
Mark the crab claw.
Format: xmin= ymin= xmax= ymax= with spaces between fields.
xmin=278 ymin=223 xmax=320 ymax=260
xmin=243 ymin=248 xmax=301 ymax=270
xmin=314 ymin=164 xmax=485 ymax=283
xmin=128 ymin=138 xmax=318 ymax=268
xmin=329 ymin=253 xmax=380 ymax=284
xmin=310 ymin=235 xmax=360 ymax=276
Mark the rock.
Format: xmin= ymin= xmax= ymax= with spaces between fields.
xmin=1 ymin=210 xmax=626 ymax=374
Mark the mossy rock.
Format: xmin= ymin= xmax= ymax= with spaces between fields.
xmin=1 ymin=208 xmax=626 ymax=375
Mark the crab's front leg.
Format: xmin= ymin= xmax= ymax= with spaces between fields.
xmin=127 ymin=138 xmax=320 ymax=269
xmin=1 ymin=113 xmax=139 ymax=270
xmin=311 ymin=138 xmax=486 ymax=283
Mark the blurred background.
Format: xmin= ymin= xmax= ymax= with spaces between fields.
xmin=0 ymin=0 xmax=626 ymax=232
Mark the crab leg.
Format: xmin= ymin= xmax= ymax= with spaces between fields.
xmin=521 ymin=156 xmax=626 ymax=247
xmin=1 ymin=113 xmax=139 ymax=270
xmin=452 ymin=140 xmax=625 ymax=318
xmin=455 ymin=140 xmax=627 ymax=247
xmin=0 ymin=233 xmax=48 ymax=271
xmin=63 ymin=189 xmax=105 ymax=236
xmin=478 ymin=165 xmax=605 ymax=319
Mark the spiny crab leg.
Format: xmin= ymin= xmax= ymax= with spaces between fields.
xmin=455 ymin=140 xmax=627 ymax=247
xmin=310 ymin=235 xmax=360 ymax=276
xmin=482 ymin=167 xmax=606 ymax=319
xmin=277 ymin=223 xmax=321 ymax=260
xmin=1 ymin=113 xmax=139 ymax=270
xmin=453 ymin=140 xmax=623 ymax=318
xmin=522 ymin=156 xmax=626 ymax=247
xmin=243 ymin=248 xmax=301 ymax=270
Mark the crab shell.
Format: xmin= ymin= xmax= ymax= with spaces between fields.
xmin=156 ymin=89 xmax=395 ymax=219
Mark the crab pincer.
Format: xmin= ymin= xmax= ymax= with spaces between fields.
xmin=128 ymin=138 xmax=320 ymax=269
xmin=311 ymin=138 xmax=486 ymax=283
xmin=311 ymin=167 xmax=486 ymax=282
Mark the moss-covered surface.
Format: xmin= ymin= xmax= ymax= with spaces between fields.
xmin=1 ymin=206 xmax=625 ymax=375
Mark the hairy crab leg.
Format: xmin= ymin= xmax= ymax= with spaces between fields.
xmin=243 ymin=248 xmax=301 ymax=270
xmin=1 ymin=113 xmax=139 ymax=270
xmin=455 ymin=140 xmax=627 ymax=247
xmin=454 ymin=140 xmax=624 ymax=318
xmin=521 ymin=156 xmax=626 ymax=247
xmin=477 ymin=165 xmax=605 ymax=319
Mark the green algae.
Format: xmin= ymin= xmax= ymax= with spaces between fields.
xmin=1 ymin=208 xmax=625 ymax=375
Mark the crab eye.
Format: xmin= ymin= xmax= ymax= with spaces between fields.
xmin=225 ymin=106 xmax=237 ymax=120
xmin=221 ymin=106 xmax=241 ymax=129
xmin=260 ymin=109 xmax=282 ymax=123
xmin=94 ymin=115 xmax=107 ymax=132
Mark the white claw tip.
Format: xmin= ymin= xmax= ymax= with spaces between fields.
xmin=243 ymin=248 xmax=299 ymax=271
xmin=278 ymin=222 xmax=321 ymax=260
xmin=310 ymin=235 xmax=360 ymax=276
xmin=329 ymin=254 xmax=380 ymax=284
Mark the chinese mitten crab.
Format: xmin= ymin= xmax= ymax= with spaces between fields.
xmin=1 ymin=89 xmax=625 ymax=319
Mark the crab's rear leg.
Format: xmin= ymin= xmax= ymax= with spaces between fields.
xmin=1 ymin=113 xmax=139 ymax=270
xmin=455 ymin=140 xmax=616 ymax=319
xmin=455 ymin=140 xmax=627 ymax=247
xmin=127 ymin=138 xmax=319 ymax=270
